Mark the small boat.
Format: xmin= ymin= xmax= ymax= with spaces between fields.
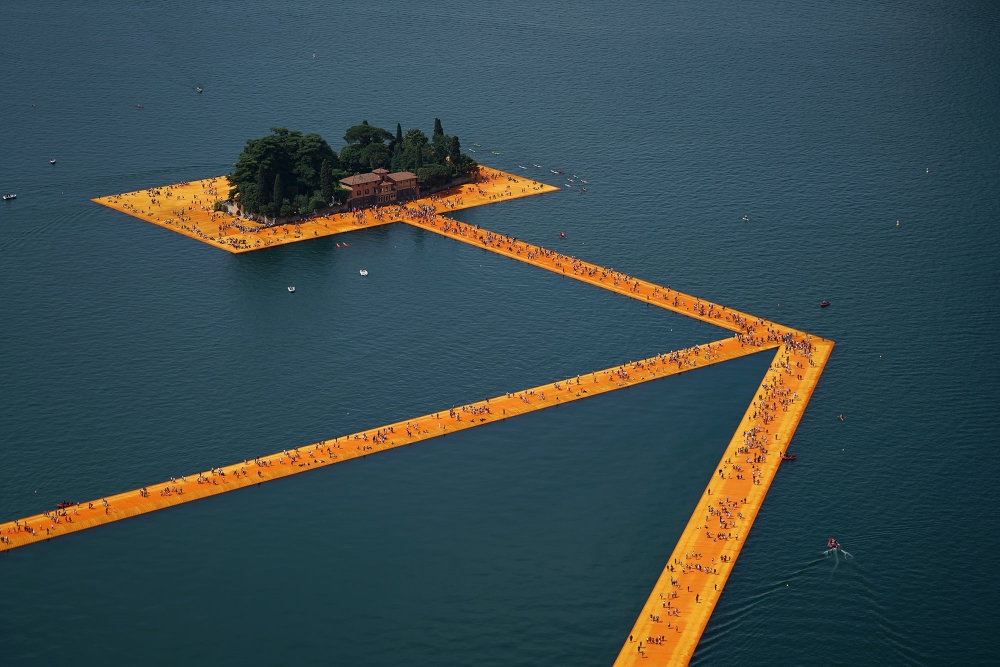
xmin=551 ymin=169 xmax=565 ymax=174
xmin=518 ymin=165 xmax=527 ymax=169
xmin=491 ymin=151 xmax=500 ymax=155
xmin=196 ymin=86 xmax=203 ymax=93
xmin=287 ymin=286 xmax=295 ymax=293
xmin=135 ymin=104 xmax=144 ymax=109
xmin=359 ymin=269 xmax=368 ymax=277
xmin=828 ymin=538 xmax=840 ymax=550
xmin=56 ymin=501 xmax=74 ymax=510
xmin=742 ymin=215 xmax=749 ymax=222
xmin=579 ymin=188 xmax=586 ymax=194
xmin=563 ymin=184 xmax=571 ymax=188
xmin=559 ymin=231 xmax=566 ymax=239
xmin=343 ymin=242 xmax=349 ymax=247
xmin=469 ymin=149 xmax=476 ymax=153
xmin=533 ymin=164 xmax=542 ymax=168
xmin=2 ymin=193 xmax=16 ymax=201
xmin=472 ymin=143 xmax=481 ymax=147
xmin=49 ymin=159 xmax=56 ymax=165
xmin=580 ymin=179 xmax=587 ymax=183
xmin=820 ymin=300 xmax=831 ymax=308
xmin=780 ymin=453 xmax=796 ymax=461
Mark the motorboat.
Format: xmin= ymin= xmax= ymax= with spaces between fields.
xmin=2 ymin=193 xmax=16 ymax=201
xmin=472 ymin=143 xmax=481 ymax=147
xmin=533 ymin=163 xmax=542 ymax=168
xmin=56 ymin=501 xmax=74 ymax=509
xmin=742 ymin=215 xmax=749 ymax=222
xmin=551 ymin=169 xmax=565 ymax=174
xmin=135 ymin=104 xmax=144 ymax=109
xmin=196 ymin=86 xmax=203 ymax=93
xmin=359 ymin=269 xmax=368 ymax=276
xmin=827 ymin=538 xmax=840 ymax=550
xmin=559 ymin=231 xmax=566 ymax=239
xmin=49 ymin=159 xmax=57 ymax=165
xmin=820 ymin=300 xmax=831 ymax=308
xmin=287 ymin=286 xmax=295 ymax=293
xmin=518 ymin=165 xmax=527 ymax=169
xmin=780 ymin=453 xmax=796 ymax=461
xmin=491 ymin=151 xmax=500 ymax=155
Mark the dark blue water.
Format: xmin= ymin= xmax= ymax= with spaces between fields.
xmin=2 ymin=1 xmax=998 ymax=665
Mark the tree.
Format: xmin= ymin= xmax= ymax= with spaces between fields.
xmin=395 ymin=123 xmax=403 ymax=145
xmin=229 ymin=127 xmax=337 ymax=216
xmin=320 ymin=159 xmax=332 ymax=201
xmin=343 ymin=121 xmax=392 ymax=148
xmin=449 ymin=136 xmax=462 ymax=165
xmin=417 ymin=165 xmax=451 ymax=188
xmin=272 ymin=173 xmax=284 ymax=217
xmin=433 ymin=117 xmax=444 ymax=137
xmin=361 ymin=143 xmax=391 ymax=170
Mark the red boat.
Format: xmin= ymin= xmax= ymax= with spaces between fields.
xmin=828 ymin=538 xmax=840 ymax=549
xmin=820 ymin=300 xmax=831 ymax=308
xmin=559 ymin=231 xmax=566 ymax=239
xmin=56 ymin=501 xmax=74 ymax=510
xmin=780 ymin=454 xmax=796 ymax=461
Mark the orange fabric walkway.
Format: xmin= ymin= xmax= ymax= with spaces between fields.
xmin=23 ymin=175 xmax=835 ymax=666
xmin=0 ymin=336 xmax=761 ymax=552
xmin=90 ymin=167 xmax=558 ymax=253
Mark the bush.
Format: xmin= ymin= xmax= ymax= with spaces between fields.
xmin=280 ymin=203 xmax=295 ymax=218
xmin=213 ymin=201 xmax=227 ymax=212
xmin=417 ymin=165 xmax=452 ymax=189
xmin=308 ymin=196 xmax=328 ymax=212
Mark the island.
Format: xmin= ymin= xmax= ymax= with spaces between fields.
xmin=91 ymin=119 xmax=558 ymax=253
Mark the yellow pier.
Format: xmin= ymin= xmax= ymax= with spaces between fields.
xmin=4 ymin=170 xmax=835 ymax=666
xmin=0 ymin=336 xmax=763 ymax=552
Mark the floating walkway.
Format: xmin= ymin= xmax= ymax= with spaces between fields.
xmin=397 ymin=213 xmax=834 ymax=666
xmin=18 ymin=169 xmax=837 ymax=666
xmin=0 ymin=336 xmax=764 ymax=552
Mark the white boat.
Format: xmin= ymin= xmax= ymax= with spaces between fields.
xmin=49 ymin=159 xmax=56 ymax=165
xmin=2 ymin=193 xmax=16 ymax=201
xmin=196 ymin=86 xmax=203 ymax=93
xmin=287 ymin=286 xmax=295 ymax=292
xmin=533 ymin=164 xmax=542 ymax=168
xmin=518 ymin=165 xmax=527 ymax=169
xmin=359 ymin=269 xmax=368 ymax=277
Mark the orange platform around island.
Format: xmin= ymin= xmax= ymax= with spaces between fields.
xmin=91 ymin=166 xmax=559 ymax=253
xmin=3 ymin=170 xmax=833 ymax=667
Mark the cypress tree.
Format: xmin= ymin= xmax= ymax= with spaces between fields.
xmin=320 ymin=159 xmax=332 ymax=201
xmin=272 ymin=173 xmax=284 ymax=214
xmin=416 ymin=144 xmax=423 ymax=169
xmin=449 ymin=136 xmax=462 ymax=165
xmin=433 ymin=118 xmax=443 ymax=137
xmin=396 ymin=123 xmax=403 ymax=145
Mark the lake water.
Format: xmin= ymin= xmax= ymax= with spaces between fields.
xmin=1 ymin=1 xmax=998 ymax=665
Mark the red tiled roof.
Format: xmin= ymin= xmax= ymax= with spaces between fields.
xmin=388 ymin=172 xmax=417 ymax=182
xmin=339 ymin=173 xmax=382 ymax=186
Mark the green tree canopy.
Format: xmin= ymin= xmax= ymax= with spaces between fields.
xmin=343 ymin=120 xmax=393 ymax=148
xmin=229 ymin=127 xmax=339 ymax=216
